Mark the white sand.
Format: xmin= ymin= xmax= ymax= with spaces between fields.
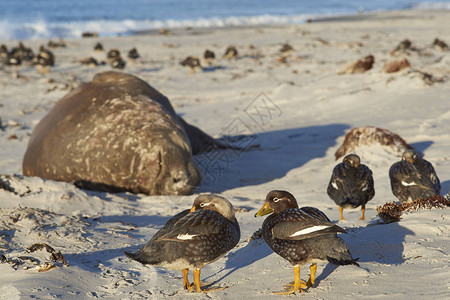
xmin=1 ymin=9 xmax=449 ymax=300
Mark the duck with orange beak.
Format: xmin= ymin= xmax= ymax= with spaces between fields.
xmin=125 ymin=194 xmax=240 ymax=292
xmin=255 ymin=190 xmax=359 ymax=295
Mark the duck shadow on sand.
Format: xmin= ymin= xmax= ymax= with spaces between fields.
xmin=204 ymin=238 xmax=273 ymax=282
xmin=439 ymin=180 xmax=450 ymax=195
xmin=343 ymin=221 xmax=415 ymax=266
xmin=208 ymin=220 xmax=414 ymax=287
xmin=409 ymin=141 xmax=433 ymax=157
xmin=138 ymin=67 xmax=163 ymax=73
xmin=193 ymin=123 xmax=350 ymax=193
xmin=202 ymin=65 xmax=227 ymax=72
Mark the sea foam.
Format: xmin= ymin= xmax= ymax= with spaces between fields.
xmin=0 ymin=14 xmax=322 ymax=41
xmin=0 ymin=0 xmax=449 ymax=41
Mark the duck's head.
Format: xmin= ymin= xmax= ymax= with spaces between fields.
xmin=255 ymin=190 xmax=299 ymax=217
xmin=190 ymin=194 xmax=235 ymax=221
xmin=343 ymin=154 xmax=360 ymax=168
xmin=402 ymin=149 xmax=418 ymax=163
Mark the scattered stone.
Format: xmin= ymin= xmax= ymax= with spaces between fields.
xmin=409 ymin=70 xmax=446 ymax=85
xmin=277 ymin=56 xmax=288 ymax=64
xmin=338 ymin=55 xmax=375 ymax=74
xmin=234 ymin=207 xmax=250 ymax=213
xmin=382 ymin=58 xmax=411 ymax=73
xmin=27 ymin=243 xmax=69 ymax=267
xmin=6 ymin=120 xmax=20 ymax=127
xmin=80 ymin=57 xmax=100 ymax=67
xmin=279 ymin=43 xmax=294 ymax=54
xmin=316 ymin=38 xmax=330 ymax=45
xmin=0 ymin=174 xmax=32 ymax=196
xmin=432 ymin=38 xmax=448 ymax=51
xmin=47 ymin=39 xmax=66 ymax=49
xmin=158 ymin=29 xmax=171 ymax=35
xmin=390 ymin=39 xmax=416 ymax=55
xmin=81 ymin=32 xmax=98 ymax=38
xmin=94 ymin=42 xmax=104 ymax=51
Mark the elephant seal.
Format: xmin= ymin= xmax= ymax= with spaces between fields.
xmin=23 ymin=71 xmax=225 ymax=195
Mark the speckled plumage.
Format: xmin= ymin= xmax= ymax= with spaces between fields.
xmin=126 ymin=194 xmax=240 ymax=292
xmin=203 ymin=49 xmax=215 ymax=66
xmin=262 ymin=206 xmax=356 ymax=266
xmin=389 ymin=150 xmax=440 ymax=203
xmin=34 ymin=45 xmax=54 ymax=74
xmin=127 ymin=48 xmax=140 ymax=60
xmin=35 ymin=46 xmax=54 ymax=67
xmin=94 ymin=42 xmax=104 ymax=51
xmin=224 ymin=46 xmax=238 ymax=59
xmin=107 ymin=48 xmax=120 ymax=60
xmin=256 ymin=190 xmax=358 ymax=294
xmin=127 ymin=209 xmax=239 ymax=269
xmin=180 ymin=56 xmax=202 ymax=74
xmin=204 ymin=49 xmax=215 ymax=60
xmin=327 ymin=154 xmax=374 ymax=220
xmin=110 ymin=56 xmax=126 ymax=69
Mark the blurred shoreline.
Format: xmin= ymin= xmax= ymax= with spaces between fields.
xmin=1 ymin=8 xmax=449 ymax=41
xmin=105 ymin=9 xmax=450 ymax=38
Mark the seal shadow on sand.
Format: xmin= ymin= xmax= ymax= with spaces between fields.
xmin=193 ymin=123 xmax=350 ymax=193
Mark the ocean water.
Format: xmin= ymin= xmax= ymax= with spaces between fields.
xmin=0 ymin=0 xmax=449 ymax=40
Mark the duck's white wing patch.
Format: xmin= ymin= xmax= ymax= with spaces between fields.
xmin=332 ymin=181 xmax=338 ymax=190
xmin=176 ymin=233 xmax=198 ymax=240
xmin=289 ymin=225 xmax=331 ymax=237
xmin=401 ymin=181 xmax=416 ymax=186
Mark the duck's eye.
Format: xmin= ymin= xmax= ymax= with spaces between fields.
xmin=273 ymin=197 xmax=280 ymax=202
xmin=200 ymin=203 xmax=208 ymax=207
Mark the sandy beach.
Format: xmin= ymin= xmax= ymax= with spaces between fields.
xmin=1 ymin=9 xmax=449 ymax=299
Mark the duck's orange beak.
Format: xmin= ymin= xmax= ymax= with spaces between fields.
xmin=255 ymin=202 xmax=274 ymax=217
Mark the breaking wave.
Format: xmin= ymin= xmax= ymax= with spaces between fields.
xmin=0 ymin=14 xmax=326 ymax=40
xmin=0 ymin=1 xmax=449 ymax=41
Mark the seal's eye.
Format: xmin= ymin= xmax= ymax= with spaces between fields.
xmin=273 ymin=197 xmax=280 ymax=203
